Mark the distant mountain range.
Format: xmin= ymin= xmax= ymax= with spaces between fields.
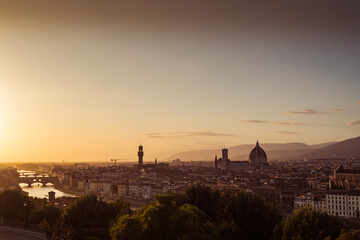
xmin=164 ymin=136 xmax=360 ymax=161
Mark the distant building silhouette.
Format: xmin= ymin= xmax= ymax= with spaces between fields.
xmin=135 ymin=145 xmax=169 ymax=169
xmin=48 ymin=191 xmax=55 ymax=204
xmin=138 ymin=145 xmax=144 ymax=166
xmin=215 ymin=141 xmax=268 ymax=171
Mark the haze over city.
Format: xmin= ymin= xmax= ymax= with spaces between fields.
xmin=2 ymin=1 xmax=360 ymax=240
xmin=0 ymin=1 xmax=359 ymax=163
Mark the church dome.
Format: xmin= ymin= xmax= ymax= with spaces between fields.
xmin=249 ymin=141 xmax=267 ymax=163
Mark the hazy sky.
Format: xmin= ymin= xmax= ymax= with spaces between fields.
xmin=0 ymin=1 xmax=359 ymax=162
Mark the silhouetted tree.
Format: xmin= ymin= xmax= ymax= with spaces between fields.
xmin=40 ymin=219 xmax=75 ymax=240
xmin=336 ymin=230 xmax=360 ymax=240
xmin=0 ymin=189 xmax=34 ymax=221
xmin=174 ymin=184 xmax=281 ymax=240
xmin=110 ymin=195 xmax=219 ymax=240
xmin=282 ymin=206 xmax=344 ymax=240
xmin=62 ymin=194 xmax=130 ymax=240
xmin=29 ymin=205 xmax=62 ymax=225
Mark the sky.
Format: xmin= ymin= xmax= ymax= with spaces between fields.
xmin=0 ymin=1 xmax=359 ymax=162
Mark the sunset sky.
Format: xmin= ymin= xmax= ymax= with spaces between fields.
xmin=0 ymin=1 xmax=359 ymax=162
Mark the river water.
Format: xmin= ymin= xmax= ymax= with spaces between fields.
xmin=18 ymin=170 xmax=75 ymax=199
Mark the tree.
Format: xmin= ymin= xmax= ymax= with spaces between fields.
xmin=282 ymin=206 xmax=344 ymax=240
xmin=174 ymin=185 xmax=281 ymax=240
xmin=0 ymin=189 xmax=34 ymax=221
xmin=175 ymin=184 xmax=220 ymax=221
xmin=336 ymin=230 xmax=360 ymax=240
xmin=110 ymin=195 xmax=219 ymax=240
xmin=40 ymin=219 xmax=75 ymax=240
xmin=29 ymin=205 xmax=62 ymax=225
xmin=110 ymin=215 xmax=142 ymax=240
xmin=62 ymin=195 xmax=130 ymax=240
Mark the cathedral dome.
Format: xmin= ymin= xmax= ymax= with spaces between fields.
xmin=249 ymin=141 xmax=267 ymax=164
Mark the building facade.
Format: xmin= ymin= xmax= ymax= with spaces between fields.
xmin=330 ymin=165 xmax=360 ymax=190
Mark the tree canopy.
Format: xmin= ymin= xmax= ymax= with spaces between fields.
xmin=174 ymin=184 xmax=281 ymax=240
xmin=62 ymin=194 xmax=130 ymax=240
xmin=110 ymin=195 xmax=219 ymax=240
xmin=281 ymin=206 xmax=345 ymax=240
xmin=0 ymin=189 xmax=34 ymax=220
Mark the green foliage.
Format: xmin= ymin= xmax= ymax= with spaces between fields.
xmin=29 ymin=205 xmax=62 ymax=225
xmin=110 ymin=194 xmax=220 ymax=240
xmin=40 ymin=219 xmax=75 ymax=240
xmin=176 ymin=184 xmax=220 ymax=221
xmin=0 ymin=189 xmax=34 ymax=220
xmin=174 ymin=184 xmax=281 ymax=240
xmin=336 ymin=229 xmax=360 ymax=240
xmin=282 ymin=206 xmax=344 ymax=240
xmin=62 ymin=194 xmax=130 ymax=240
xmin=110 ymin=215 xmax=142 ymax=240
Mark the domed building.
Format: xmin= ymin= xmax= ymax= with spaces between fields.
xmin=249 ymin=141 xmax=268 ymax=170
xmin=215 ymin=141 xmax=268 ymax=171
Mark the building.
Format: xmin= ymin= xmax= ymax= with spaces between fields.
xmin=215 ymin=141 xmax=268 ymax=171
xmin=118 ymin=182 xmax=129 ymax=196
xmin=326 ymin=190 xmax=360 ymax=218
xmin=129 ymin=183 xmax=140 ymax=198
xmin=294 ymin=192 xmax=327 ymax=212
xmin=330 ymin=165 xmax=360 ymax=190
xmin=102 ymin=181 xmax=113 ymax=194
xmin=48 ymin=191 xmax=56 ymax=204
xmin=134 ymin=145 xmax=169 ymax=169
xmin=138 ymin=145 xmax=144 ymax=166
xmin=248 ymin=141 xmax=268 ymax=170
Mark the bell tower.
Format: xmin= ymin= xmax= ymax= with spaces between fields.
xmin=138 ymin=145 xmax=144 ymax=166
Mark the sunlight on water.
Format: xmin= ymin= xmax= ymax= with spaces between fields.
xmin=18 ymin=170 xmax=75 ymax=199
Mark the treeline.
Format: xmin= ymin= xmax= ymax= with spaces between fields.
xmin=1 ymin=187 xmax=360 ymax=240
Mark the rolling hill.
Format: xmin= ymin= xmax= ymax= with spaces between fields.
xmin=164 ymin=141 xmax=337 ymax=162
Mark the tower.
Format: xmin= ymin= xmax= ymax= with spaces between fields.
xmin=138 ymin=145 xmax=144 ymax=166
xmin=214 ymin=155 xmax=218 ymax=170
xmin=222 ymin=148 xmax=228 ymax=160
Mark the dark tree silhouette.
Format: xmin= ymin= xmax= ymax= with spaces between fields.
xmin=0 ymin=189 xmax=34 ymax=221
xmin=282 ymin=206 xmax=344 ymax=240
xmin=62 ymin=194 xmax=130 ymax=240
xmin=110 ymin=195 xmax=219 ymax=240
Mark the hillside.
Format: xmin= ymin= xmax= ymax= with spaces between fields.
xmin=301 ymin=136 xmax=360 ymax=159
xmin=164 ymin=141 xmax=336 ymax=162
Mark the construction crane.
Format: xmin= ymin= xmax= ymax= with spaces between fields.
xmin=110 ymin=159 xmax=119 ymax=166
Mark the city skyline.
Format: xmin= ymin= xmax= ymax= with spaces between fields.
xmin=0 ymin=1 xmax=360 ymax=162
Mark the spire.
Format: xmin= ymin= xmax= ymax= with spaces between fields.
xmin=256 ymin=140 xmax=259 ymax=146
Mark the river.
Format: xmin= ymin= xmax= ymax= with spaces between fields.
xmin=18 ymin=170 xmax=75 ymax=199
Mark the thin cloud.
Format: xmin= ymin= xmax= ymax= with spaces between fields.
xmin=284 ymin=109 xmax=325 ymax=115
xmin=330 ymin=108 xmax=344 ymax=112
xmin=144 ymin=131 xmax=236 ymax=138
xmin=238 ymin=120 xmax=269 ymax=124
xmin=275 ymin=131 xmax=299 ymax=135
xmin=239 ymin=120 xmax=304 ymax=125
xmin=348 ymin=120 xmax=360 ymax=126
xmin=272 ymin=121 xmax=304 ymax=126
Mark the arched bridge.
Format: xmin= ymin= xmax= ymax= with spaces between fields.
xmin=19 ymin=176 xmax=60 ymax=187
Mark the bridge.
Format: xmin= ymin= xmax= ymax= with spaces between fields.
xmin=18 ymin=176 xmax=60 ymax=187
